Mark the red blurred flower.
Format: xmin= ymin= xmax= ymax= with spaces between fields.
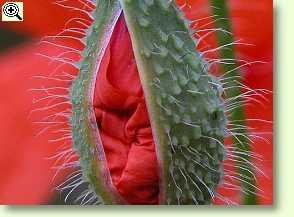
xmin=0 ymin=44 xmax=73 ymax=204
xmin=0 ymin=0 xmax=89 ymax=37
xmin=0 ymin=0 xmax=85 ymax=204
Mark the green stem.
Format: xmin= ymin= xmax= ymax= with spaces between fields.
xmin=209 ymin=0 xmax=257 ymax=204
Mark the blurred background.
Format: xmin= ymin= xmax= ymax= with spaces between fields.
xmin=0 ymin=0 xmax=273 ymax=205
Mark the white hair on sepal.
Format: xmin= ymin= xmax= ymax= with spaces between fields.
xmin=53 ymin=0 xmax=95 ymax=19
xmin=177 ymin=0 xmax=272 ymax=205
xmin=54 ymin=167 xmax=101 ymax=205
xmin=29 ymin=0 xmax=98 ymax=205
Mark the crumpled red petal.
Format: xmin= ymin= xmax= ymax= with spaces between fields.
xmin=93 ymin=16 xmax=159 ymax=205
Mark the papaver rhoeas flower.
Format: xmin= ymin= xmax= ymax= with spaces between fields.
xmin=0 ymin=0 xmax=272 ymax=205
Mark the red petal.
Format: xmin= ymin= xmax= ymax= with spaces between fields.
xmin=93 ymin=15 xmax=159 ymax=205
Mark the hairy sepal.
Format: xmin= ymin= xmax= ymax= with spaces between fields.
xmin=70 ymin=1 xmax=126 ymax=204
xmin=120 ymin=0 xmax=227 ymax=205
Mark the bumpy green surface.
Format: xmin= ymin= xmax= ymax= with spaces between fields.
xmin=71 ymin=0 xmax=227 ymax=205
xmin=70 ymin=1 xmax=124 ymax=204
xmin=120 ymin=0 xmax=227 ymax=204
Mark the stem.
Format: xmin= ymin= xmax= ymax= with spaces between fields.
xmin=209 ymin=0 xmax=257 ymax=204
